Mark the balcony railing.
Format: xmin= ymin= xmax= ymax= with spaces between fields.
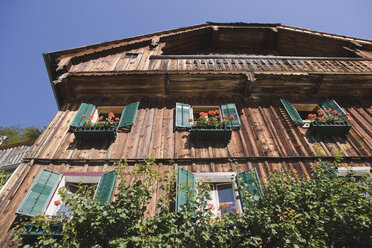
xmin=149 ymin=55 xmax=372 ymax=73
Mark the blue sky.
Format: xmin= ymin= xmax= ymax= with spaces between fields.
xmin=1 ymin=0 xmax=371 ymax=129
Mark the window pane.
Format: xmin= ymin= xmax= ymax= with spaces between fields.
xmin=221 ymin=203 xmax=236 ymax=214
xmin=217 ymin=183 xmax=235 ymax=203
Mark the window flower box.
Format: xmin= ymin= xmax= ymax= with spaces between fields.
xmin=73 ymin=126 xmax=117 ymax=142
xmin=309 ymin=122 xmax=351 ymax=137
xmin=190 ymin=126 xmax=232 ymax=143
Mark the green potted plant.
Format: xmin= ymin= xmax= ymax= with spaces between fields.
xmin=308 ymin=109 xmax=351 ymax=136
xmin=190 ymin=110 xmax=233 ymax=143
xmin=74 ymin=112 xmax=119 ymax=142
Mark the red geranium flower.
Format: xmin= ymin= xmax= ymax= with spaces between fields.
xmin=188 ymin=118 xmax=193 ymax=122
xmin=332 ymin=110 xmax=337 ymax=114
xmin=208 ymin=203 xmax=214 ymax=209
xmin=199 ymin=112 xmax=205 ymax=116
xmin=323 ymin=115 xmax=327 ymax=118
xmin=54 ymin=200 xmax=61 ymax=206
xmin=215 ymin=110 xmax=219 ymax=114
xmin=115 ymin=117 xmax=120 ymax=121
xmin=82 ymin=114 xmax=87 ymax=118
xmin=99 ymin=116 xmax=104 ymax=120
xmin=318 ymin=112 xmax=323 ymax=116
xmin=338 ymin=113 xmax=342 ymax=116
xmin=307 ymin=114 xmax=313 ymax=119
xmin=231 ymin=206 xmax=235 ymax=210
xmin=347 ymin=119 xmax=351 ymax=123
xmin=88 ymin=115 xmax=93 ymax=121
xmin=326 ymin=109 xmax=331 ymax=113
xmin=223 ymin=115 xmax=227 ymax=119
xmin=346 ymin=112 xmax=350 ymax=116
xmin=229 ymin=115 xmax=235 ymax=120
xmin=109 ymin=112 xmax=115 ymax=118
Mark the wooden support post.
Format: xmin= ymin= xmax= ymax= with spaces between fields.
xmin=244 ymin=72 xmax=255 ymax=97
xmin=315 ymin=75 xmax=323 ymax=94
xmin=165 ymin=74 xmax=170 ymax=95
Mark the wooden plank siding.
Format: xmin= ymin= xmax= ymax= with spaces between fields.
xmin=22 ymin=96 xmax=372 ymax=161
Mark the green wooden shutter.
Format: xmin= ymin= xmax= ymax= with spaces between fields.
xmin=16 ymin=169 xmax=61 ymax=217
xmin=320 ymin=163 xmax=338 ymax=179
xmin=280 ymin=99 xmax=303 ymax=124
xmin=175 ymin=102 xmax=191 ymax=128
xmin=118 ymin=101 xmax=140 ymax=131
xmin=236 ymin=168 xmax=263 ymax=212
xmin=175 ymin=167 xmax=195 ymax=212
xmin=94 ymin=171 xmax=117 ymax=204
xmin=320 ymin=99 xmax=346 ymax=118
xmin=221 ymin=103 xmax=241 ymax=127
xmin=70 ymin=103 xmax=96 ymax=129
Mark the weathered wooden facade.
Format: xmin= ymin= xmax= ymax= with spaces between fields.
xmin=1 ymin=22 xmax=372 ymax=245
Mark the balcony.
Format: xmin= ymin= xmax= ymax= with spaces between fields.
xmin=149 ymin=55 xmax=372 ymax=74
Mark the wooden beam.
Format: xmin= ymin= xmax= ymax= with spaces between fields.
xmin=244 ymin=72 xmax=255 ymax=97
xmin=22 ymin=156 xmax=372 ymax=166
xmin=164 ymin=74 xmax=170 ymax=95
xmin=315 ymin=75 xmax=323 ymax=94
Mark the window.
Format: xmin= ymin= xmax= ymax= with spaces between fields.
xmin=45 ymin=173 xmax=102 ymax=217
xmin=291 ymin=104 xmax=323 ymax=121
xmin=191 ymin=106 xmax=220 ymax=122
xmin=124 ymin=53 xmax=138 ymax=59
xmin=16 ymin=169 xmax=117 ymax=218
xmin=280 ymin=99 xmax=348 ymax=126
xmin=321 ymin=163 xmax=371 ymax=179
xmin=175 ymin=102 xmax=241 ymax=129
xmin=175 ymin=168 xmax=263 ymax=214
xmin=194 ymin=172 xmax=242 ymax=215
xmin=70 ymin=102 xmax=139 ymax=132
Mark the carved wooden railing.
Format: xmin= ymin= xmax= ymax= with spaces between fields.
xmin=149 ymin=55 xmax=372 ymax=73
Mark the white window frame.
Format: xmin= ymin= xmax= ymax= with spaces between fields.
xmin=194 ymin=172 xmax=242 ymax=215
xmin=337 ymin=167 xmax=371 ymax=177
xmin=45 ymin=174 xmax=102 ymax=216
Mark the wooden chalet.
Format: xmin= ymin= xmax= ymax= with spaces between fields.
xmin=0 ymin=22 xmax=372 ymax=245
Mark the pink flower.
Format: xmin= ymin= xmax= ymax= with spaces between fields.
xmin=109 ymin=112 xmax=115 ymax=118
